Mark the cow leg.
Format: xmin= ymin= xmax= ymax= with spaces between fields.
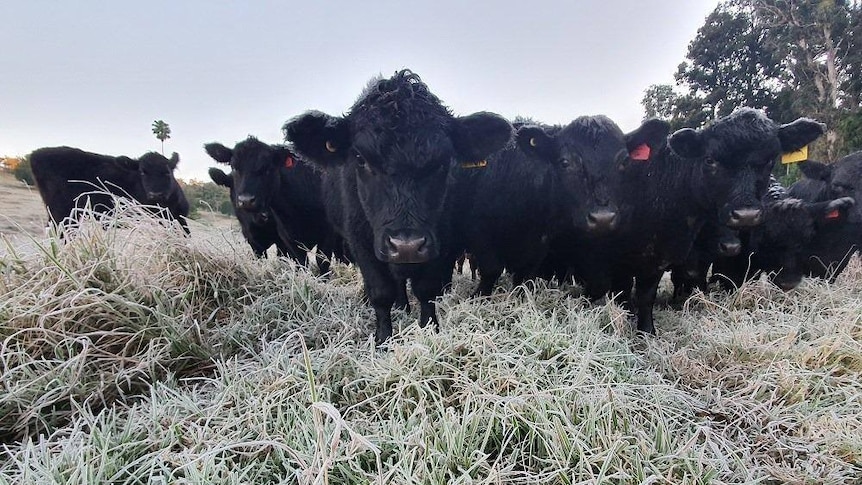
xmin=393 ymin=279 xmax=410 ymax=312
xmin=633 ymin=273 xmax=661 ymax=335
xmin=411 ymin=275 xmax=444 ymax=331
xmin=359 ymin=266 xmax=398 ymax=346
xmin=473 ymin=251 xmax=502 ymax=296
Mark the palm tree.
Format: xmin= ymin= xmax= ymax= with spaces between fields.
xmin=152 ymin=120 xmax=172 ymax=155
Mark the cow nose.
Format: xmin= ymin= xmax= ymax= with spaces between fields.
xmin=236 ymin=194 xmax=257 ymax=210
xmin=728 ymin=208 xmax=762 ymax=227
xmin=386 ymin=235 xmax=429 ymax=263
xmin=586 ymin=210 xmax=618 ymax=232
xmin=147 ymin=191 xmax=164 ymax=200
xmin=718 ymin=240 xmax=741 ymax=257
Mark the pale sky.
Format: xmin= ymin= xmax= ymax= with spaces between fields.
xmin=1 ymin=1 xmax=719 ymax=181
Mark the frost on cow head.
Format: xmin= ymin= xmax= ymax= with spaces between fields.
xmin=284 ymin=69 xmax=513 ymax=264
xmin=669 ymin=108 xmax=825 ymax=229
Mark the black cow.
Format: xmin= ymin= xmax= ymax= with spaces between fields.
xmin=29 ymin=146 xmax=189 ymax=234
xmin=204 ymin=137 xmax=343 ymax=273
xmin=712 ymin=195 xmax=855 ymax=290
xmin=788 ymin=153 xmax=862 ymax=280
xmin=460 ymin=116 xmax=643 ymax=295
xmin=284 ymin=70 xmax=512 ymax=345
xmin=599 ymin=109 xmax=824 ymax=334
xmin=208 ymin=167 xmax=289 ymax=258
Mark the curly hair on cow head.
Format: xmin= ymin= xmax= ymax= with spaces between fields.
xmin=350 ymin=69 xmax=453 ymax=130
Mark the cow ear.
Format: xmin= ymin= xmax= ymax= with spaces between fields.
xmin=169 ymin=152 xmax=180 ymax=170
xmin=811 ymin=196 xmax=855 ymax=224
xmin=208 ymin=167 xmax=232 ymax=188
xmin=668 ymin=128 xmax=705 ymax=159
xmin=204 ymin=143 xmax=233 ymax=164
xmin=451 ymin=112 xmax=514 ymax=163
xmin=625 ymin=118 xmax=671 ymax=161
xmin=117 ymin=156 xmax=139 ymax=171
xmin=798 ymin=160 xmax=832 ymax=182
xmin=283 ymin=110 xmax=349 ymax=165
xmin=516 ymin=125 xmax=555 ymax=162
xmin=779 ymin=118 xmax=826 ymax=153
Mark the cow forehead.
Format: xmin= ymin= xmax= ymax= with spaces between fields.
xmin=138 ymin=154 xmax=171 ymax=171
xmin=232 ymin=140 xmax=275 ymax=170
xmin=353 ymin=126 xmax=454 ymax=170
xmin=701 ymin=110 xmax=782 ymax=161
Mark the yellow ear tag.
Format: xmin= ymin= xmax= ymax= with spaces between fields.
xmin=781 ymin=145 xmax=808 ymax=164
xmin=460 ymin=160 xmax=488 ymax=169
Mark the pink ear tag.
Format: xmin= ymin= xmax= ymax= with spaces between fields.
xmin=630 ymin=143 xmax=651 ymax=161
xmin=825 ymin=209 xmax=840 ymax=220
xmin=285 ymin=156 xmax=296 ymax=168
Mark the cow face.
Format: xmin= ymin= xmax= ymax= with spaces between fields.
xmin=205 ymin=138 xmax=289 ymax=214
xmin=285 ymin=70 xmax=512 ymax=264
xmin=669 ymin=109 xmax=825 ymax=228
xmin=516 ymin=116 xmax=669 ymax=234
xmin=135 ymin=152 xmax=179 ymax=203
xmin=799 ymin=154 xmax=862 ymax=223
xmin=752 ymin=197 xmax=854 ymax=290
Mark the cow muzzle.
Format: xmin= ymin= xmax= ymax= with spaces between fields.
xmin=586 ymin=210 xmax=618 ymax=232
xmin=147 ymin=192 xmax=166 ymax=201
xmin=383 ymin=232 xmax=433 ymax=264
xmin=718 ymin=240 xmax=741 ymax=257
xmin=727 ymin=208 xmax=762 ymax=228
xmin=236 ymin=194 xmax=259 ymax=211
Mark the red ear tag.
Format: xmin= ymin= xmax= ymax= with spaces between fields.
xmin=285 ymin=156 xmax=295 ymax=168
xmin=630 ymin=143 xmax=651 ymax=161
xmin=825 ymin=209 xmax=840 ymax=220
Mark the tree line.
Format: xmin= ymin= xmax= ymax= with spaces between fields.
xmin=643 ymin=0 xmax=862 ymax=161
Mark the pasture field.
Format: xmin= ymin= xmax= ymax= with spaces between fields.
xmin=0 ymin=180 xmax=860 ymax=484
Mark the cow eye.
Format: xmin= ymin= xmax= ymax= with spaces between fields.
xmin=704 ymin=157 xmax=719 ymax=169
xmin=559 ymin=158 xmax=571 ymax=168
xmin=354 ymin=152 xmax=367 ymax=167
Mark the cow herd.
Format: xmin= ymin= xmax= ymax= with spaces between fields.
xmin=27 ymin=69 xmax=862 ymax=345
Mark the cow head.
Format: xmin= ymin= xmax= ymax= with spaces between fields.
xmin=285 ymin=70 xmax=512 ymax=264
xmin=515 ymin=116 xmax=669 ymax=234
xmin=669 ymin=108 xmax=825 ymax=228
xmin=752 ymin=196 xmax=854 ymax=290
xmin=204 ymin=137 xmax=293 ymax=214
xmin=799 ymin=153 xmax=862 ymax=223
xmin=132 ymin=152 xmax=180 ymax=203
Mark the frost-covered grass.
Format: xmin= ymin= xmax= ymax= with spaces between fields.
xmin=1 ymin=203 xmax=860 ymax=484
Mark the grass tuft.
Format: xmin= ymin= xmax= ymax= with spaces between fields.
xmin=1 ymin=200 xmax=861 ymax=483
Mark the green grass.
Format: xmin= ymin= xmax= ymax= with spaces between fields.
xmin=1 ymin=201 xmax=861 ymax=484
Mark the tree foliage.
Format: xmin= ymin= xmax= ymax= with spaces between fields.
xmin=643 ymin=0 xmax=862 ymax=160
xmin=151 ymin=120 xmax=172 ymax=155
xmin=178 ymin=179 xmax=232 ymax=219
